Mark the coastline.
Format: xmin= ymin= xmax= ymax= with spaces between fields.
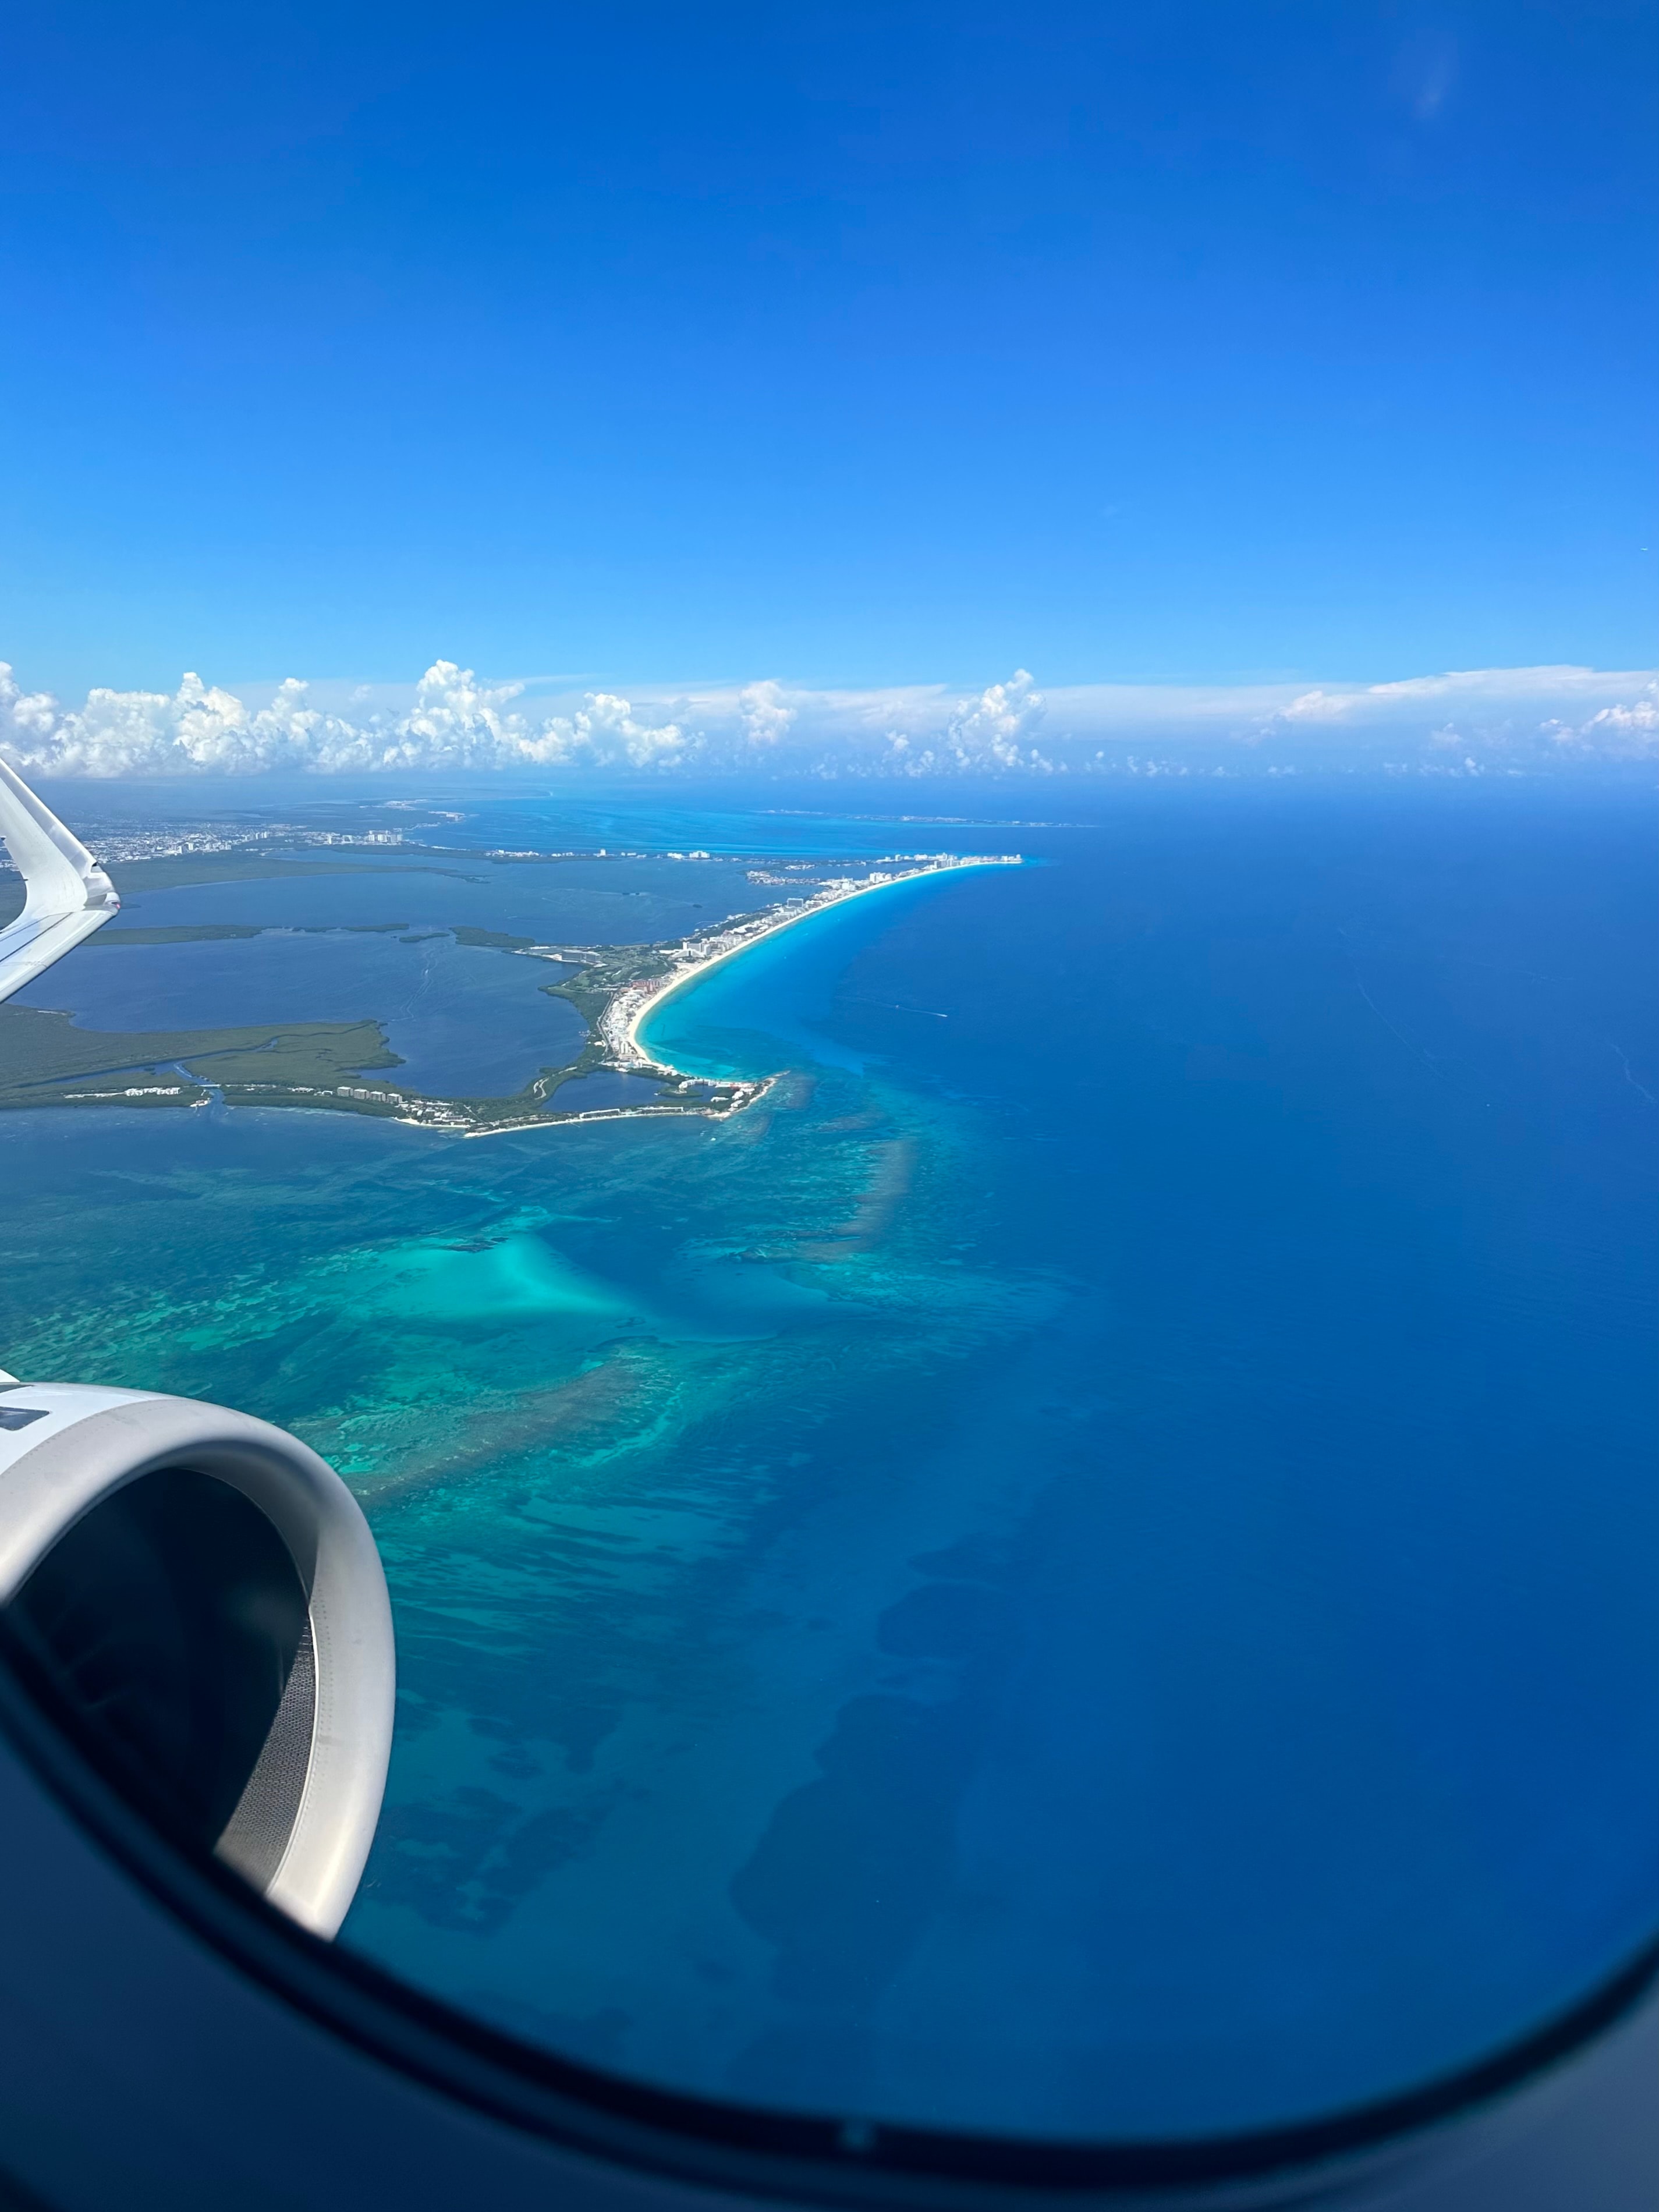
xmin=616 ymin=856 xmax=1019 ymax=1082
xmin=0 ymin=852 xmax=1019 ymax=1140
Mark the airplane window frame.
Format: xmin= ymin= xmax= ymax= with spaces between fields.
xmin=2 ymin=1619 xmax=1654 ymax=2210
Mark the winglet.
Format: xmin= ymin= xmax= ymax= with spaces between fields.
xmin=0 ymin=758 xmax=120 ymax=1005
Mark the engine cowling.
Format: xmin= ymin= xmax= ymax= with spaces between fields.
xmin=0 ymin=1381 xmax=393 ymax=1937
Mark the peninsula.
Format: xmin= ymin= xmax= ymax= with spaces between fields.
xmin=608 ymin=856 xmax=1016 ymax=1072
xmin=0 ymin=853 xmax=1019 ymax=1136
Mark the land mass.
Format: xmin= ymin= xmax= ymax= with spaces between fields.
xmin=0 ymin=1008 xmax=404 ymax=1115
xmin=0 ymin=854 xmax=1018 ymax=1136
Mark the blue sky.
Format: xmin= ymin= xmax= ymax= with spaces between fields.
xmin=1 ymin=1 xmax=1654 ymax=725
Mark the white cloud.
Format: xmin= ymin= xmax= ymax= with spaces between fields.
xmin=0 ymin=660 xmax=685 ymax=778
xmin=737 ymin=680 xmax=795 ymax=748
xmin=1250 ymin=666 xmax=1659 ymax=759
xmin=1545 ymin=682 xmax=1659 ymax=757
xmin=944 ymin=669 xmax=1046 ymax=770
xmin=2 ymin=657 xmax=1654 ymax=778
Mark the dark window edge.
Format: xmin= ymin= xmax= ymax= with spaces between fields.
xmin=0 ymin=1632 xmax=1653 ymax=2210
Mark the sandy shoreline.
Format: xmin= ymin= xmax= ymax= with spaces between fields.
xmin=616 ymin=855 xmax=1019 ymax=1080
xmin=388 ymin=853 xmax=1016 ymax=1139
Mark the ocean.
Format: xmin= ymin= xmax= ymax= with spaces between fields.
xmin=1 ymin=777 xmax=1653 ymax=2140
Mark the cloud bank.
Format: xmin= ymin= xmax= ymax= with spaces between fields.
xmin=2 ymin=657 xmax=1654 ymax=779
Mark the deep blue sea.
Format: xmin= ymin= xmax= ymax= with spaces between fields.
xmin=2 ymin=779 xmax=1654 ymax=2140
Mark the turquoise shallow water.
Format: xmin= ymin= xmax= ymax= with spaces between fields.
xmin=0 ymin=782 xmax=1654 ymax=2140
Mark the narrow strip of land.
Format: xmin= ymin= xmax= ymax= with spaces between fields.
xmin=612 ymin=856 xmax=1018 ymax=1076
xmin=0 ymin=852 xmax=1019 ymax=1136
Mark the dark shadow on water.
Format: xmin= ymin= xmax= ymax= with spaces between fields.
xmin=728 ymin=1578 xmax=1018 ymax=2104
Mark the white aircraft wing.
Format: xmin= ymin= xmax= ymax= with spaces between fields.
xmin=0 ymin=757 xmax=120 ymax=1004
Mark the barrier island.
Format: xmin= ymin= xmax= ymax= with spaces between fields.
xmin=0 ymin=854 xmax=1019 ymax=1136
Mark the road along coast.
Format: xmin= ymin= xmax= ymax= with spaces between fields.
xmin=0 ymin=853 xmax=1019 ymax=1139
xmin=461 ymin=854 xmax=1020 ymax=1137
xmin=611 ymin=855 xmax=1021 ymax=1080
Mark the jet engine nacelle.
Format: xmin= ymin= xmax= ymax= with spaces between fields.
xmin=0 ymin=1380 xmax=393 ymax=1937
